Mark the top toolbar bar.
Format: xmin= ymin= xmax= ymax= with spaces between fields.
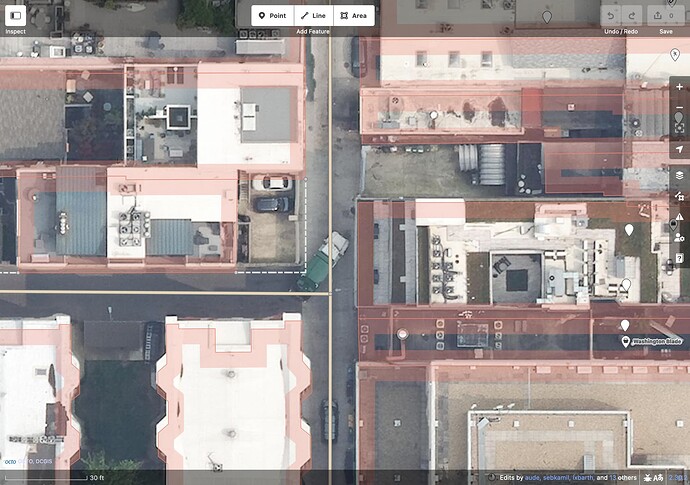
xmin=251 ymin=4 xmax=376 ymax=27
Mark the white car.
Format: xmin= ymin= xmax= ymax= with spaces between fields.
xmin=252 ymin=174 xmax=293 ymax=192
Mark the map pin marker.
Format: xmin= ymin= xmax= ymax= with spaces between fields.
xmin=670 ymin=219 xmax=679 ymax=231
xmin=620 ymin=319 xmax=629 ymax=332
xmin=620 ymin=278 xmax=632 ymax=292
xmin=258 ymin=11 xmax=266 ymax=19
xmin=624 ymin=224 xmax=634 ymax=236
xmin=669 ymin=0 xmax=677 ymax=7
xmin=542 ymin=10 xmax=552 ymax=24
xmin=621 ymin=336 xmax=631 ymax=348
xmin=671 ymin=48 xmax=681 ymax=62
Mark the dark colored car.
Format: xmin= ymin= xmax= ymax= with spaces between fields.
xmin=344 ymin=448 xmax=355 ymax=484
xmin=253 ymin=196 xmax=291 ymax=213
xmin=321 ymin=399 xmax=339 ymax=443
xmin=346 ymin=365 xmax=355 ymax=404
xmin=350 ymin=36 xmax=367 ymax=78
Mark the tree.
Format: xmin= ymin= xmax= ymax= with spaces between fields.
xmin=81 ymin=451 xmax=142 ymax=485
xmin=177 ymin=0 xmax=214 ymax=29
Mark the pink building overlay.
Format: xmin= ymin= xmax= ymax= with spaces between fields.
xmin=155 ymin=313 xmax=311 ymax=484
xmin=0 ymin=315 xmax=81 ymax=479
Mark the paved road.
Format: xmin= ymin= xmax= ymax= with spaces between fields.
xmin=0 ymin=271 xmax=302 ymax=293
xmin=331 ymin=33 xmax=363 ymax=478
xmin=304 ymin=33 xmax=362 ymax=478
xmin=0 ymin=292 xmax=303 ymax=322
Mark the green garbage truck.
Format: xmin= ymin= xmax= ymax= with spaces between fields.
xmin=296 ymin=232 xmax=349 ymax=292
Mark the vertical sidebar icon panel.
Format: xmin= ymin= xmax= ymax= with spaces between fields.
xmin=670 ymin=166 xmax=689 ymax=269
xmin=670 ymin=77 xmax=690 ymax=159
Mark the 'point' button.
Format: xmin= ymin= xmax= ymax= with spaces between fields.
xmin=251 ymin=5 xmax=294 ymax=26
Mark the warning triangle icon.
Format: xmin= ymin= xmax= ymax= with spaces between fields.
xmin=677 ymin=213 xmax=685 ymax=221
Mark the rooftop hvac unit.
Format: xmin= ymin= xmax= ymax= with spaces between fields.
xmin=479 ymin=144 xmax=506 ymax=186
xmin=132 ymin=238 xmax=141 ymax=246
xmin=119 ymin=226 xmax=131 ymax=234
xmin=119 ymin=212 xmax=129 ymax=221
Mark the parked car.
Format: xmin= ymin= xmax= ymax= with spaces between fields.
xmin=350 ymin=36 xmax=367 ymax=78
xmin=321 ymin=399 xmax=339 ymax=443
xmin=253 ymin=196 xmax=291 ymax=213
xmin=251 ymin=174 xmax=293 ymax=192
xmin=346 ymin=365 xmax=355 ymax=404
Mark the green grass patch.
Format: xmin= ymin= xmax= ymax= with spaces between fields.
xmin=305 ymin=36 xmax=316 ymax=102
xmin=467 ymin=252 xmax=491 ymax=304
xmin=675 ymin=266 xmax=690 ymax=303
xmin=417 ymin=226 xmax=430 ymax=304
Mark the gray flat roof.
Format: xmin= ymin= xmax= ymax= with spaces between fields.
xmin=55 ymin=166 xmax=107 ymax=256
xmin=240 ymin=87 xmax=294 ymax=143
xmin=0 ymin=72 xmax=66 ymax=161
xmin=146 ymin=219 xmax=194 ymax=256
xmin=375 ymin=381 xmax=429 ymax=471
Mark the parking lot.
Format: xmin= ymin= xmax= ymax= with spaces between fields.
xmin=238 ymin=177 xmax=300 ymax=265
xmin=363 ymin=145 xmax=505 ymax=198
